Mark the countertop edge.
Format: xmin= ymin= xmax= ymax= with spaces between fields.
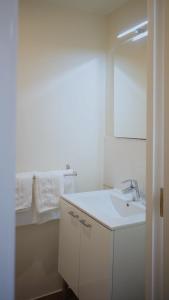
xmin=61 ymin=195 xmax=145 ymax=231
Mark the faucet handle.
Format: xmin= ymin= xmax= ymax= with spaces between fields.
xmin=122 ymin=179 xmax=134 ymax=187
xmin=121 ymin=179 xmax=140 ymax=200
xmin=132 ymin=180 xmax=140 ymax=198
xmin=132 ymin=179 xmax=138 ymax=185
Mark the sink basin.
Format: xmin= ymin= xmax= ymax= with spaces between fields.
xmin=111 ymin=197 xmax=145 ymax=217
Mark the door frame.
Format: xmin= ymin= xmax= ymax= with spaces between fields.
xmin=0 ymin=0 xmax=17 ymax=299
xmin=163 ymin=0 xmax=169 ymax=298
xmin=146 ymin=0 xmax=167 ymax=299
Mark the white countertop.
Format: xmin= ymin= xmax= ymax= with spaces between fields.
xmin=62 ymin=189 xmax=146 ymax=230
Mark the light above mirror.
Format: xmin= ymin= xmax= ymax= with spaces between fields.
xmin=117 ymin=20 xmax=148 ymax=39
xmin=130 ymin=30 xmax=148 ymax=42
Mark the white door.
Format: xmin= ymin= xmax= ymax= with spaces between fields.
xmin=78 ymin=213 xmax=113 ymax=300
xmin=58 ymin=200 xmax=81 ymax=296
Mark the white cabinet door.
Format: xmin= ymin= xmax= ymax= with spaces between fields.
xmin=78 ymin=212 xmax=113 ymax=300
xmin=113 ymin=224 xmax=145 ymax=300
xmin=58 ymin=200 xmax=81 ymax=296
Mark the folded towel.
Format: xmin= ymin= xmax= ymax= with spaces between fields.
xmin=16 ymin=172 xmax=33 ymax=211
xmin=34 ymin=171 xmax=64 ymax=213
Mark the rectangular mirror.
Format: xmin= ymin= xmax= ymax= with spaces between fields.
xmin=114 ymin=38 xmax=147 ymax=139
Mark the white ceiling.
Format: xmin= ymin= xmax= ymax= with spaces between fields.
xmin=51 ymin=0 xmax=129 ymax=15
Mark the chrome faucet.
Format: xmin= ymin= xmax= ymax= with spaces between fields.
xmin=122 ymin=179 xmax=140 ymax=201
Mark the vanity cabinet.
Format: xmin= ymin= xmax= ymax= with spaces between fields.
xmin=58 ymin=200 xmax=113 ymax=300
xmin=58 ymin=199 xmax=145 ymax=300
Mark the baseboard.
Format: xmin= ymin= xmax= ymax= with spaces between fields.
xmin=30 ymin=289 xmax=62 ymax=300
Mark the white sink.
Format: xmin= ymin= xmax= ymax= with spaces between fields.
xmin=62 ymin=188 xmax=146 ymax=230
xmin=111 ymin=197 xmax=145 ymax=217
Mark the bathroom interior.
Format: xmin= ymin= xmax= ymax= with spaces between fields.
xmin=16 ymin=0 xmax=147 ymax=299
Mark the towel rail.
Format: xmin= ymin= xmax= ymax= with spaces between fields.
xmin=64 ymin=171 xmax=77 ymax=177
xmin=32 ymin=170 xmax=77 ymax=180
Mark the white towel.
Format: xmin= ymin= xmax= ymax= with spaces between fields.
xmin=47 ymin=169 xmax=76 ymax=193
xmin=34 ymin=171 xmax=64 ymax=213
xmin=63 ymin=169 xmax=76 ymax=193
xmin=16 ymin=172 xmax=33 ymax=211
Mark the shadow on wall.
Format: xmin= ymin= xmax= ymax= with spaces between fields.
xmin=15 ymin=221 xmax=62 ymax=300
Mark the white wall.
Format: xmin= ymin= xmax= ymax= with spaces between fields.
xmin=0 ymin=0 xmax=17 ymax=299
xmin=17 ymin=0 xmax=108 ymax=192
xmin=16 ymin=1 xmax=108 ymax=299
xmin=104 ymin=136 xmax=146 ymax=191
xmin=104 ymin=0 xmax=147 ymax=193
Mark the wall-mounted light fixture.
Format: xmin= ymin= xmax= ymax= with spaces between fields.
xmin=131 ymin=30 xmax=148 ymax=42
xmin=117 ymin=20 xmax=148 ymax=39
